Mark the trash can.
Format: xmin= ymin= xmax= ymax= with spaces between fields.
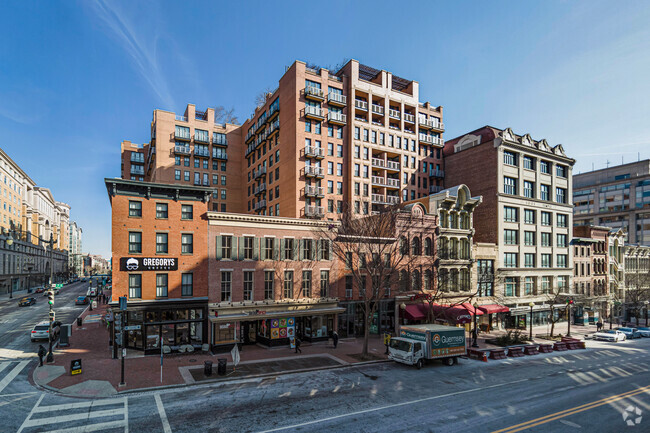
xmin=204 ymin=360 xmax=213 ymax=376
xmin=77 ymin=317 xmax=82 ymax=326
xmin=217 ymin=358 xmax=227 ymax=376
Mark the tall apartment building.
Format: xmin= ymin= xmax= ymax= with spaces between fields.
xmin=120 ymin=141 xmax=148 ymax=182
xmin=120 ymin=59 xmax=444 ymax=219
xmin=0 ymin=149 xmax=27 ymax=233
xmin=444 ymin=126 xmax=575 ymax=325
xmin=69 ymin=221 xmax=83 ymax=276
xmin=573 ymin=159 xmax=650 ymax=245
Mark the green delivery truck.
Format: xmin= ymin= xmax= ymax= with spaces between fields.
xmin=388 ymin=324 xmax=466 ymax=369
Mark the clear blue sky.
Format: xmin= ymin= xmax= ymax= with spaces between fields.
xmin=1 ymin=0 xmax=649 ymax=258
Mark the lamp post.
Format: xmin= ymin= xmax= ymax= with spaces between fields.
xmin=566 ymin=299 xmax=573 ymax=337
xmin=529 ymin=302 xmax=535 ymax=341
xmin=472 ymin=302 xmax=479 ymax=348
xmin=645 ymin=301 xmax=649 ymax=327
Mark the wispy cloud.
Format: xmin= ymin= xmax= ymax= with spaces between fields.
xmin=88 ymin=0 xmax=175 ymax=108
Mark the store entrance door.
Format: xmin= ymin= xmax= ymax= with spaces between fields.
xmin=241 ymin=321 xmax=257 ymax=345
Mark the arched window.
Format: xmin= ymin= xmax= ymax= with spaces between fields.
xmin=399 ymin=270 xmax=408 ymax=292
xmin=412 ymin=270 xmax=421 ymax=291
xmin=460 ymin=239 xmax=470 ymax=259
xmin=449 ymin=212 xmax=458 ymax=229
xmin=440 ymin=210 xmax=448 ymax=228
xmin=424 ymin=237 xmax=432 ymax=256
xmin=400 ymin=236 xmax=409 ymax=256
xmin=460 ymin=213 xmax=469 ymax=229
xmin=424 ymin=269 xmax=433 ymax=290
xmin=412 ymin=236 xmax=421 ymax=255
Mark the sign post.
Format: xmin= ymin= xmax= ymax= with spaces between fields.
xmin=119 ymin=296 xmax=127 ymax=386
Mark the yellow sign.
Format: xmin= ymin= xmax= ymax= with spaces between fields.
xmin=383 ymin=333 xmax=391 ymax=345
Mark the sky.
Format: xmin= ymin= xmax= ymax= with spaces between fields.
xmin=1 ymin=0 xmax=649 ymax=258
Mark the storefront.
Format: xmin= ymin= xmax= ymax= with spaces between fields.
xmin=505 ymin=304 xmax=566 ymax=329
xmin=111 ymin=299 xmax=208 ymax=356
xmin=337 ymin=300 xmax=395 ymax=338
xmin=209 ymin=299 xmax=344 ymax=352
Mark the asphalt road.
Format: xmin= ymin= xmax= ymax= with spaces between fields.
xmin=0 ymin=334 xmax=648 ymax=432
xmin=0 ymin=281 xmax=91 ymax=361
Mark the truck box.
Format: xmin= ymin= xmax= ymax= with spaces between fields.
xmin=389 ymin=324 xmax=466 ymax=368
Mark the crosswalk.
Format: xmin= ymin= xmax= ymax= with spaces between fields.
xmin=18 ymin=395 xmax=129 ymax=433
xmin=0 ymin=360 xmax=30 ymax=393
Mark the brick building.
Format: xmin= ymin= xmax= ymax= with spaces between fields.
xmin=571 ymin=225 xmax=610 ymax=322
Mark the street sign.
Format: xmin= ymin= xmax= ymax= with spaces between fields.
xmin=70 ymin=359 xmax=82 ymax=375
xmin=55 ymin=284 xmax=63 ymax=288
xmin=119 ymin=297 xmax=127 ymax=311
xmin=122 ymin=348 xmax=126 ymax=358
xmin=124 ymin=325 xmax=141 ymax=331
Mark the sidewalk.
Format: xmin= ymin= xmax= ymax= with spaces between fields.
xmin=474 ymin=321 xmax=602 ymax=349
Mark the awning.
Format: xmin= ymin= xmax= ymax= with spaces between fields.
xmin=477 ymin=304 xmax=510 ymax=314
xmin=209 ymin=306 xmax=345 ymax=323
xmin=430 ymin=303 xmax=483 ymax=325
xmin=403 ymin=304 xmax=428 ymax=321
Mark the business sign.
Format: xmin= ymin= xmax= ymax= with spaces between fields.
xmin=70 ymin=359 xmax=82 ymax=375
xmin=119 ymin=257 xmax=178 ymax=272
xmin=399 ymin=329 xmax=427 ymax=342
xmin=429 ymin=332 xmax=466 ymax=357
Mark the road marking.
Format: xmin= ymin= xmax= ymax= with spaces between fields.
xmin=22 ymin=408 xmax=125 ymax=427
xmin=0 ymin=360 xmax=29 ymax=393
xmin=0 ymin=362 xmax=9 ymax=375
xmin=255 ymin=378 xmax=529 ymax=433
xmin=155 ymin=394 xmax=172 ymax=433
xmin=492 ymin=384 xmax=650 ymax=433
xmin=40 ymin=420 xmax=127 ymax=433
xmin=17 ymin=393 xmax=44 ymax=433
xmin=32 ymin=398 xmax=125 ymax=413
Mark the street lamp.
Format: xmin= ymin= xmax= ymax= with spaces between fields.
xmin=472 ymin=302 xmax=479 ymax=348
xmin=566 ymin=299 xmax=574 ymax=337
xmin=645 ymin=301 xmax=649 ymax=327
xmin=529 ymin=302 xmax=535 ymax=341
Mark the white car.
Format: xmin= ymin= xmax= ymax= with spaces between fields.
xmin=592 ymin=330 xmax=626 ymax=342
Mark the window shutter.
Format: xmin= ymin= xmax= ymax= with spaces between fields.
xmin=310 ymin=240 xmax=316 ymax=261
xmin=327 ymin=240 xmax=332 ymax=260
xmin=253 ymin=238 xmax=259 ymax=261
xmin=238 ymin=237 xmax=245 ymax=260
xmin=216 ymin=236 xmax=222 ymax=260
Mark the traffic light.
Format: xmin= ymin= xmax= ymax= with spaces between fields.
xmin=49 ymin=310 xmax=55 ymax=321
xmin=47 ymin=290 xmax=54 ymax=306
xmin=566 ymin=299 xmax=574 ymax=305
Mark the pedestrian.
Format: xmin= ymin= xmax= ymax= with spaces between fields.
xmin=597 ymin=319 xmax=603 ymax=332
xmin=332 ymin=331 xmax=339 ymax=349
xmin=37 ymin=345 xmax=46 ymax=367
xmin=295 ymin=337 xmax=302 ymax=354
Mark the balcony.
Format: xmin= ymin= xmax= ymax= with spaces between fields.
xmin=194 ymin=133 xmax=209 ymax=144
xmin=268 ymin=119 xmax=280 ymax=137
xmin=304 ymin=86 xmax=325 ymax=101
xmin=173 ymin=145 xmax=191 ymax=155
xmin=212 ymin=150 xmax=228 ymax=161
xmin=386 ymin=160 xmax=400 ymax=171
xmin=254 ymin=183 xmax=267 ymax=195
xmin=371 ymin=175 xmax=385 ymax=186
xmin=327 ymin=112 xmax=346 ymax=125
xmin=431 ymin=136 xmax=444 ymax=146
xmin=254 ymin=200 xmax=267 ymax=211
xmin=174 ymin=129 xmax=191 ymax=141
xmin=328 ymin=92 xmax=347 ymax=107
xmin=213 ymin=135 xmax=227 ymax=147
xmin=355 ymin=100 xmax=368 ymax=111
xmin=305 ymin=146 xmax=325 ymax=159
xmin=372 ymin=194 xmax=400 ymax=205
xmin=245 ymin=143 xmax=256 ymax=157
xmin=371 ymin=104 xmax=384 ymax=115
xmin=419 ymin=133 xmax=434 ymax=145
xmin=268 ymin=104 xmax=279 ymax=121
xmin=371 ymin=158 xmax=385 ymax=169
xmin=245 ymin=129 xmax=255 ymax=143
xmin=429 ymin=185 xmax=444 ymax=194
xmin=130 ymin=153 xmax=144 ymax=164
xmin=305 ymin=205 xmax=325 ymax=218
xmin=254 ymin=166 xmax=267 ymax=179
xmin=175 ymin=115 xmax=188 ymax=122
xmin=304 ymin=185 xmax=324 ymax=198
xmin=429 ymin=169 xmax=444 ymax=178
xmin=304 ymin=165 xmax=325 ymax=178
xmin=386 ymin=178 xmax=400 ymax=188
xmin=304 ymin=106 xmax=324 ymax=121
xmin=419 ymin=117 xmax=444 ymax=131
xmin=194 ymin=147 xmax=210 ymax=157
xmin=130 ymin=166 xmax=144 ymax=175
xmin=403 ymin=113 xmax=415 ymax=123
xmin=389 ymin=109 xmax=401 ymax=120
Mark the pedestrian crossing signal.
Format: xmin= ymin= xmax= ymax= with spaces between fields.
xmin=49 ymin=311 xmax=55 ymax=321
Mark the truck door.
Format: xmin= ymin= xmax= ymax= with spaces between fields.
xmin=413 ymin=342 xmax=423 ymax=360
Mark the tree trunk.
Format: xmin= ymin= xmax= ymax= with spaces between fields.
xmin=550 ymin=309 xmax=555 ymax=337
xmin=362 ymin=315 xmax=370 ymax=358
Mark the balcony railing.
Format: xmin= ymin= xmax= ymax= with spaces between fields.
xmin=429 ymin=185 xmax=444 ymax=194
xmin=268 ymin=104 xmax=279 ymax=120
xmin=304 ymin=185 xmax=324 ymax=197
xmin=386 ymin=178 xmax=400 ymax=188
xmin=246 ymin=143 xmax=256 ymax=157
xmin=371 ymin=104 xmax=384 ymax=115
xmin=195 ymin=133 xmax=209 ymax=144
xmin=213 ymin=135 xmax=227 ymax=146
xmin=212 ymin=150 xmax=228 ymax=160
xmin=304 ymin=86 xmax=325 ymax=100
xmin=429 ymin=169 xmax=444 ymax=178
xmin=355 ymin=100 xmax=368 ymax=111
xmin=419 ymin=117 xmax=445 ymax=131
xmin=254 ymin=183 xmax=267 ymax=195
xmin=419 ymin=133 xmax=434 ymax=144
xmin=130 ymin=153 xmax=144 ymax=164
xmin=254 ymin=166 xmax=267 ymax=179
xmin=371 ymin=158 xmax=385 ymax=169
xmin=254 ymin=200 xmax=267 ymax=211
xmin=305 ymin=205 xmax=325 ymax=218
xmin=327 ymin=112 xmax=346 ymax=125
xmin=389 ymin=109 xmax=401 ymax=119
xmin=305 ymin=146 xmax=325 ymax=159
xmin=328 ymin=92 xmax=346 ymax=106
xmin=371 ymin=194 xmax=400 ymax=205
xmin=386 ymin=160 xmax=400 ymax=171
xmin=268 ymin=119 xmax=280 ymax=136
xmin=174 ymin=129 xmax=191 ymax=141
xmin=431 ymin=136 xmax=444 ymax=146
xmin=403 ymin=113 xmax=415 ymax=123
xmin=174 ymin=145 xmax=191 ymax=155
xmin=371 ymin=175 xmax=385 ymax=185
xmin=304 ymin=106 xmax=324 ymax=119
xmin=304 ymin=165 xmax=325 ymax=178
xmin=175 ymin=115 xmax=187 ymax=122
xmin=194 ymin=148 xmax=210 ymax=157
xmin=130 ymin=166 xmax=144 ymax=175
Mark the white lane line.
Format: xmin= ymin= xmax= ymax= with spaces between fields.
xmin=22 ymin=408 xmax=125 ymax=428
xmin=155 ymin=394 xmax=172 ymax=433
xmin=17 ymin=393 xmax=44 ymax=433
xmin=33 ymin=397 xmax=126 ymax=413
xmin=0 ymin=360 xmax=29 ymax=393
xmin=0 ymin=391 xmax=38 ymax=398
xmin=41 ymin=420 xmax=127 ymax=433
xmin=124 ymin=396 xmax=129 ymax=433
xmin=256 ymin=378 xmax=529 ymax=433
xmin=0 ymin=362 xmax=9 ymax=375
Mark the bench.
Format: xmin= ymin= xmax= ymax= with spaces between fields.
xmin=489 ymin=349 xmax=507 ymax=360
xmin=553 ymin=342 xmax=568 ymax=351
xmin=524 ymin=345 xmax=539 ymax=356
xmin=468 ymin=349 xmax=488 ymax=362
xmin=507 ymin=347 xmax=525 ymax=358
xmin=538 ymin=344 xmax=554 ymax=353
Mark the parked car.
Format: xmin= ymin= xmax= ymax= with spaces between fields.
xmin=18 ymin=297 xmax=36 ymax=307
xmin=34 ymin=287 xmax=45 ymax=294
xmin=592 ymin=330 xmax=626 ymax=342
xmin=30 ymin=321 xmax=60 ymax=342
xmin=636 ymin=327 xmax=650 ymax=337
xmin=617 ymin=327 xmax=642 ymax=339
xmin=75 ymin=296 xmax=89 ymax=305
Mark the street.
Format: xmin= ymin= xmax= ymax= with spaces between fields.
xmin=0 ymin=330 xmax=648 ymax=432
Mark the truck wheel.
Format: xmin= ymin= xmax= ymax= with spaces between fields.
xmin=416 ymin=359 xmax=423 ymax=370
xmin=443 ymin=357 xmax=454 ymax=366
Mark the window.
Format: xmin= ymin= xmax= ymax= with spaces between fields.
xmin=244 ymin=237 xmax=254 ymax=259
xmin=557 ymin=254 xmax=568 ymax=268
xmin=556 ymin=165 xmax=567 ymax=178
xmin=175 ymin=156 xmax=181 ymax=166
xmin=284 ymin=238 xmax=295 ymax=260
xmin=540 ymin=160 xmax=550 ymax=174
xmin=319 ymin=270 xmax=330 ymax=297
xmin=337 ymin=182 xmax=343 ymax=194
xmin=541 ymin=232 xmax=552 ymax=247
xmin=504 ymin=206 xmax=518 ymax=222
xmin=505 ymin=277 xmax=516 ymax=297
xmin=523 ymin=156 xmax=535 ymax=170
xmin=302 ymin=270 xmax=312 ymax=297
xmin=327 ymin=142 xmax=333 ymax=155
xmin=128 ymin=274 xmax=141 ymax=298
xmin=541 ymin=211 xmax=551 ymax=226
xmin=319 ymin=239 xmax=330 ymax=260
xmin=156 ymin=233 xmax=168 ymax=254
xmin=328 ymin=126 xmax=333 ymax=137
xmin=525 ymin=277 xmax=534 ymax=295
xmin=305 ymin=120 xmax=311 ymax=133
xmin=221 ymin=271 xmax=232 ymax=301
xmin=504 ymin=229 xmax=518 ymax=245
xmin=504 ymin=151 xmax=517 ymax=166
xmin=537 ymin=184 xmax=548 ymax=201
xmin=181 ymin=205 xmax=193 ymax=220
xmin=337 ymin=127 xmax=342 ymax=139
xmin=354 ymin=127 xmax=360 ymax=140
xmin=337 ymin=163 xmax=343 ymax=176
xmin=243 ymin=271 xmax=254 ymax=301
xmin=264 ymin=271 xmax=274 ymax=300
xmin=541 ymin=276 xmax=550 ymax=294
xmin=557 ymin=234 xmax=567 ymax=248
xmin=221 ymin=175 xmax=227 ymax=186
xmin=504 ymin=253 xmax=518 ymax=267
xmin=221 ymin=236 xmax=232 ymax=259
xmin=541 ymin=254 xmax=552 ymax=268
xmin=184 ymin=171 xmax=190 ymax=181
xmin=262 ymin=237 xmax=274 ymax=260
xmin=302 ymin=239 xmax=313 ymax=260
xmin=156 ymin=274 xmax=168 ymax=298
xmin=556 ymin=187 xmax=567 ymax=204
xmin=504 ymin=177 xmax=517 ymax=195
xmin=175 ymin=170 xmax=181 ymax=180
xmin=557 ymin=213 xmax=568 ymax=227
xmin=523 ymin=181 xmax=535 ymax=198
xmin=524 ymin=209 xmax=535 ymax=224
xmin=221 ymin=189 xmax=226 ymax=200
xmin=363 ymin=129 xmax=369 ymax=142
xmin=129 ymin=232 xmax=142 ymax=254
xmin=524 ymin=231 xmax=536 ymax=246
xmin=129 ymin=201 xmax=142 ymax=217
xmin=283 ymin=270 xmax=294 ymax=298
xmin=524 ymin=253 xmax=535 ymax=268
xmin=181 ymin=233 xmax=193 ymax=254
xmin=327 ymin=162 xmax=333 ymax=175
xmin=156 ymin=203 xmax=168 ymax=219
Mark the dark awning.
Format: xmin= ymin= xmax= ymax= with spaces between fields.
xmin=477 ymin=304 xmax=510 ymax=314
xmin=430 ymin=303 xmax=483 ymax=325
xmin=403 ymin=304 xmax=427 ymax=321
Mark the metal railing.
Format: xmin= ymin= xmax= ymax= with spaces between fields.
xmin=174 ymin=145 xmax=191 ymax=155
xmin=194 ymin=148 xmax=209 ymax=157
xmin=305 ymin=205 xmax=324 ymax=218
xmin=429 ymin=169 xmax=444 ymax=178
xmin=355 ymin=100 xmax=368 ymax=110
xmin=403 ymin=113 xmax=415 ymax=123
xmin=254 ymin=183 xmax=267 ymax=195
xmin=386 ymin=160 xmax=400 ymax=171
xmin=305 ymin=185 xmax=324 ymax=197
xmin=389 ymin=109 xmax=401 ymax=119
xmin=305 ymin=146 xmax=325 ymax=158
xmin=328 ymin=93 xmax=346 ymax=105
xmin=429 ymin=185 xmax=444 ymax=194
xmin=254 ymin=200 xmax=267 ymax=211
xmin=304 ymin=165 xmax=324 ymax=177
xmin=371 ymin=104 xmax=384 ymax=115
xmin=305 ymin=86 xmax=324 ymax=99
xmin=305 ymin=106 xmax=323 ymax=117
xmin=327 ymin=112 xmax=346 ymax=124
xmin=175 ymin=115 xmax=187 ymax=122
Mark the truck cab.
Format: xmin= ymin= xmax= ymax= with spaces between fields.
xmin=389 ymin=337 xmax=425 ymax=368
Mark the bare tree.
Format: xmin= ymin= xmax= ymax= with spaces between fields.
xmin=214 ymin=105 xmax=238 ymax=125
xmin=624 ymin=269 xmax=650 ymax=325
xmin=254 ymin=87 xmax=274 ymax=109
xmin=315 ymin=205 xmax=419 ymax=359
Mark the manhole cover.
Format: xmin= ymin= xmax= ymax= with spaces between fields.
xmin=189 ymin=359 xmax=197 ymax=363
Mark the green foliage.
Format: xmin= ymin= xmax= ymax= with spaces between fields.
xmin=495 ymin=330 xmax=530 ymax=346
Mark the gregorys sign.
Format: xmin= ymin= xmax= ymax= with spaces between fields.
xmin=119 ymin=257 xmax=178 ymax=271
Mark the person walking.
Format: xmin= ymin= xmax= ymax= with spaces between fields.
xmin=295 ymin=337 xmax=302 ymax=354
xmin=597 ymin=319 xmax=603 ymax=332
xmin=332 ymin=331 xmax=339 ymax=349
xmin=37 ymin=345 xmax=46 ymax=367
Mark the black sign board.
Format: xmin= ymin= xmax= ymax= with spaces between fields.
xmin=119 ymin=257 xmax=178 ymax=272
xmin=70 ymin=359 xmax=82 ymax=375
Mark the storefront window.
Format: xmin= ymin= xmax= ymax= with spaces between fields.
xmin=176 ymin=309 xmax=189 ymax=320
xmin=146 ymin=325 xmax=160 ymax=349
xmin=145 ymin=311 xmax=158 ymax=323
xmin=190 ymin=322 xmax=202 ymax=344
xmin=176 ymin=323 xmax=189 ymax=345
xmin=190 ymin=308 xmax=203 ymax=320
xmin=128 ymin=310 xmax=143 ymax=322
xmin=162 ymin=324 xmax=175 ymax=345
xmin=215 ymin=322 xmax=236 ymax=344
xmin=161 ymin=310 xmax=174 ymax=321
